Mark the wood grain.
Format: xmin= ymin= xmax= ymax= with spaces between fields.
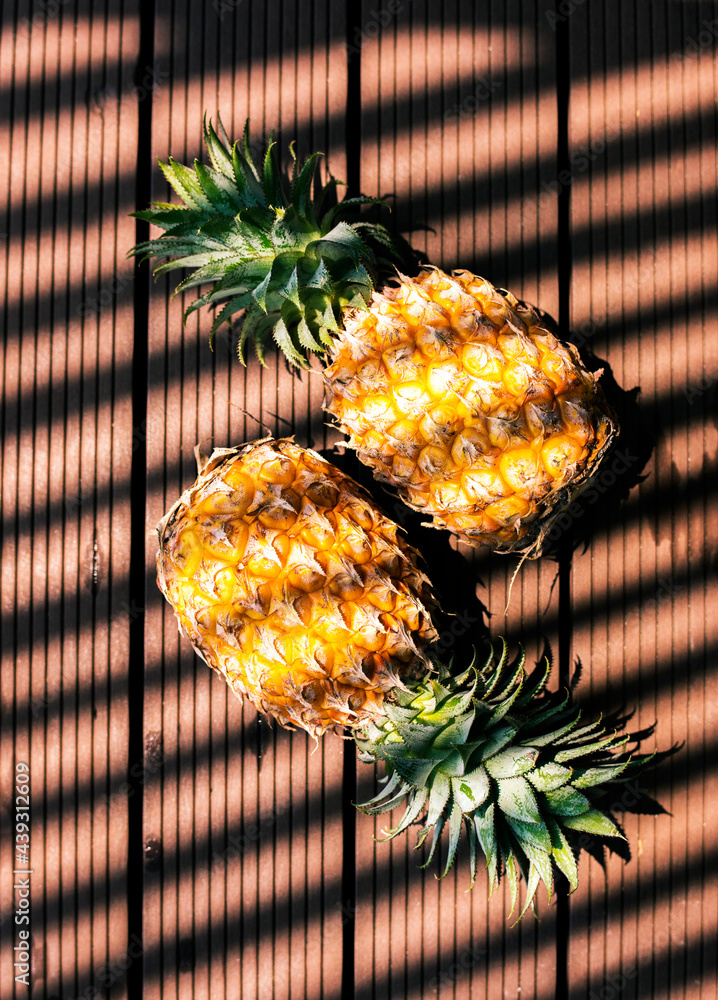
xmin=1 ymin=1 xmax=715 ymax=998
xmin=0 ymin=2 xmax=138 ymax=998
xmin=142 ymin=4 xmax=347 ymax=998
xmin=567 ymin=3 xmax=718 ymax=998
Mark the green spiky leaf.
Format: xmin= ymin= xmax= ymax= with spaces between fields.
xmin=451 ymin=766 xmax=490 ymax=812
xmin=543 ymin=785 xmax=592 ymax=817
xmin=546 ymin=815 xmax=579 ymax=892
xmin=526 ymin=761 xmax=573 ymax=791
xmin=561 ymin=809 xmax=623 ymax=838
xmin=129 ymin=112 xmax=400 ymax=367
xmin=390 ymin=757 xmax=439 ymax=788
xmin=484 ymin=745 xmax=539 ymax=779
xmin=353 ymin=643 xmax=661 ymax=920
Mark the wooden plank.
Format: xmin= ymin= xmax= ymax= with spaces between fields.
xmin=143 ymin=3 xmax=347 ymax=997
xmin=3 ymin=1 xmax=712 ymax=996
xmin=354 ymin=3 xmax=562 ymax=997
xmin=567 ymin=2 xmax=718 ymax=998
xmin=0 ymin=1 xmax=138 ymax=997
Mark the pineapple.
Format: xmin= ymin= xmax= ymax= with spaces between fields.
xmin=131 ymin=116 xmax=616 ymax=553
xmin=324 ymin=270 xmax=615 ymax=550
xmin=157 ymin=438 xmax=437 ymax=735
xmin=157 ymin=438 xmax=654 ymax=913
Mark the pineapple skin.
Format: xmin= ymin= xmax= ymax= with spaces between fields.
xmin=156 ymin=439 xmax=437 ymax=736
xmin=324 ymin=268 xmax=617 ymax=553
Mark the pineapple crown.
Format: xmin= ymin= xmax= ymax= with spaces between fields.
xmin=130 ymin=114 xmax=399 ymax=368
xmin=356 ymin=642 xmax=659 ymax=920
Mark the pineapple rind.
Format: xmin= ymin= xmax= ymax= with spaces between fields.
xmin=324 ymin=268 xmax=618 ymax=554
xmin=356 ymin=642 xmax=648 ymax=917
xmin=156 ymin=438 xmax=437 ymax=736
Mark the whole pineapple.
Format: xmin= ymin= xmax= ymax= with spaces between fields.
xmin=157 ymin=438 xmax=437 ymax=735
xmin=157 ymin=439 xmax=653 ymax=914
xmin=325 ymin=269 xmax=615 ymax=549
xmin=132 ymin=116 xmax=616 ymax=553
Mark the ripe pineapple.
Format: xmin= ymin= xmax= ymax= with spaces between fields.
xmin=132 ymin=116 xmax=616 ymax=553
xmin=157 ymin=438 xmax=437 ymax=735
xmin=157 ymin=438 xmax=652 ymax=914
xmin=324 ymin=269 xmax=615 ymax=550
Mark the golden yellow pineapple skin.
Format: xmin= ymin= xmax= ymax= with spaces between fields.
xmin=156 ymin=439 xmax=437 ymax=736
xmin=324 ymin=268 xmax=616 ymax=552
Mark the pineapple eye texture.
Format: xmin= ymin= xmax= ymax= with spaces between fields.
xmin=324 ymin=268 xmax=616 ymax=554
xmin=156 ymin=439 xmax=437 ymax=736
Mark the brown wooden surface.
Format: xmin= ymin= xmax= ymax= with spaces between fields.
xmin=1 ymin=1 xmax=716 ymax=998
xmin=1 ymin=3 xmax=138 ymax=998
xmin=567 ymin=5 xmax=718 ymax=1000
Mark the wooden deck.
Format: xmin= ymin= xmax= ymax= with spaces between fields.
xmin=1 ymin=1 xmax=716 ymax=998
